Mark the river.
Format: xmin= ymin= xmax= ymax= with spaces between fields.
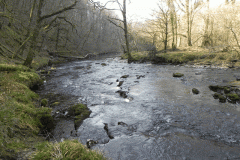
xmin=37 ymin=54 xmax=240 ymax=160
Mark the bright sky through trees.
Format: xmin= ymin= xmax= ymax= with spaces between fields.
xmin=98 ymin=0 xmax=239 ymax=21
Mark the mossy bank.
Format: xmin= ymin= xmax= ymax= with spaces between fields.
xmin=0 ymin=59 xmax=106 ymax=159
xmin=121 ymin=48 xmax=240 ymax=68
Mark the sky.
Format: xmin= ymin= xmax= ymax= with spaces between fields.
xmin=98 ymin=0 xmax=238 ymax=21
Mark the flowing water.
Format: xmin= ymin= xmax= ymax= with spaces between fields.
xmin=38 ymin=54 xmax=240 ymax=160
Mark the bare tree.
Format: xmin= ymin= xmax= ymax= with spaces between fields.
xmin=176 ymin=0 xmax=203 ymax=46
xmin=91 ymin=0 xmax=133 ymax=62
xmin=23 ymin=0 xmax=77 ymax=67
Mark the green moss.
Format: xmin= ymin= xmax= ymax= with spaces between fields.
xmin=209 ymin=85 xmax=224 ymax=92
xmin=41 ymin=99 xmax=48 ymax=107
xmin=173 ymin=73 xmax=184 ymax=77
xmin=0 ymin=67 xmax=54 ymax=158
xmin=50 ymin=101 xmax=60 ymax=107
xmin=0 ymin=64 xmax=30 ymax=72
xmin=69 ymin=104 xmax=91 ymax=129
xmin=226 ymin=93 xmax=239 ymax=103
xmin=36 ymin=108 xmax=54 ymax=132
xmin=121 ymin=52 xmax=150 ymax=61
xmin=213 ymin=93 xmax=226 ymax=103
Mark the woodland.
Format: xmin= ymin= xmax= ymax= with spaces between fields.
xmin=0 ymin=0 xmax=240 ymax=159
xmin=0 ymin=0 xmax=240 ymax=65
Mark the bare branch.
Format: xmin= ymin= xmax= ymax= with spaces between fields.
xmin=108 ymin=16 xmax=124 ymax=23
xmin=39 ymin=1 xmax=77 ymax=21
xmin=107 ymin=18 xmax=124 ymax=30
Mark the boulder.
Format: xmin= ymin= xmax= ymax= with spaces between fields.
xmin=173 ymin=73 xmax=184 ymax=77
xmin=116 ymin=90 xmax=128 ymax=98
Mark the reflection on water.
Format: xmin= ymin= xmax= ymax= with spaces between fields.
xmin=38 ymin=54 xmax=240 ymax=160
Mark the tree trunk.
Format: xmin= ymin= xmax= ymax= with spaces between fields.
xmin=55 ymin=25 xmax=60 ymax=50
xmin=186 ymin=0 xmax=192 ymax=46
xmin=164 ymin=22 xmax=168 ymax=51
xmin=122 ymin=0 xmax=132 ymax=62
xmin=23 ymin=0 xmax=44 ymax=67
xmin=23 ymin=0 xmax=77 ymax=67
xmin=202 ymin=0 xmax=210 ymax=46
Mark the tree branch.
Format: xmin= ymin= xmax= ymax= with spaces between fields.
xmin=108 ymin=16 xmax=124 ymax=23
xmin=107 ymin=19 xmax=124 ymax=30
xmin=39 ymin=1 xmax=77 ymax=21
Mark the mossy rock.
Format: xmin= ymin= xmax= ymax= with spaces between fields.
xmin=0 ymin=64 xmax=30 ymax=72
xmin=173 ymin=73 xmax=184 ymax=77
xmin=37 ymin=112 xmax=54 ymax=132
xmin=226 ymin=93 xmax=239 ymax=103
xmin=192 ymin=88 xmax=200 ymax=94
xmin=69 ymin=104 xmax=91 ymax=129
xmin=101 ymin=63 xmax=107 ymax=66
xmin=209 ymin=85 xmax=224 ymax=92
xmin=223 ymin=87 xmax=231 ymax=94
xmin=213 ymin=93 xmax=226 ymax=103
xmin=41 ymin=99 xmax=48 ymax=107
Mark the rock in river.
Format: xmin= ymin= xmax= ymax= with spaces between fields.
xmin=173 ymin=73 xmax=184 ymax=77
xmin=86 ymin=139 xmax=98 ymax=149
xmin=192 ymin=88 xmax=200 ymax=94
xmin=121 ymin=75 xmax=129 ymax=78
xmin=117 ymin=81 xmax=124 ymax=87
xmin=116 ymin=90 xmax=128 ymax=98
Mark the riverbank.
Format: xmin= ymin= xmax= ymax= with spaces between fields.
xmin=0 ymin=55 xmax=107 ymax=159
xmin=122 ymin=48 xmax=240 ymax=68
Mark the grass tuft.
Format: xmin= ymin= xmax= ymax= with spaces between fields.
xmin=33 ymin=140 xmax=107 ymax=160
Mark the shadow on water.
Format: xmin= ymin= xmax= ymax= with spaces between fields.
xmin=37 ymin=54 xmax=240 ymax=160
